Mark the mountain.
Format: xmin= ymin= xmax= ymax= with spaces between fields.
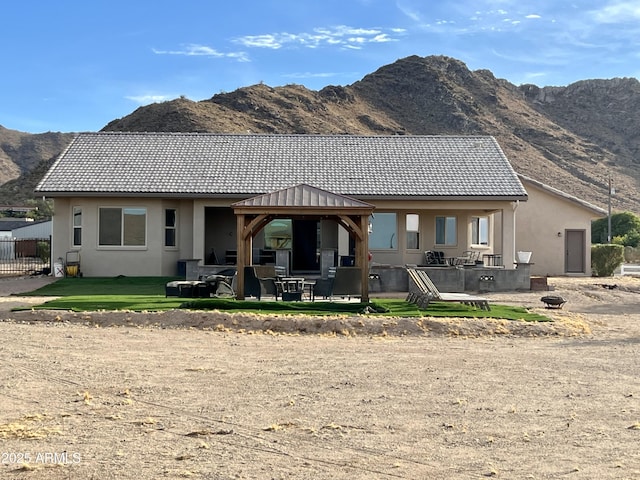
xmin=0 ymin=126 xmax=74 ymax=204
xmin=2 ymin=55 xmax=638 ymax=213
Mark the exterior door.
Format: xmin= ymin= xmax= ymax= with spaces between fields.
xmin=291 ymin=220 xmax=320 ymax=272
xmin=565 ymin=229 xmax=586 ymax=273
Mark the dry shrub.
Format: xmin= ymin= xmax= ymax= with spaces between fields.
xmin=0 ymin=413 xmax=61 ymax=439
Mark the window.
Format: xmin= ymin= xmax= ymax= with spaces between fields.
xmin=406 ymin=214 xmax=420 ymax=249
xmin=369 ymin=213 xmax=397 ymax=250
xmin=165 ymin=209 xmax=177 ymax=247
xmin=72 ymin=207 xmax=82 ymax=247
xmin=471 ymin=216 xmax=489 ymax=245
xmin=435 ymin=216 xmax=457 ymax=245
xmin=264 ymin=219 xmax=292 ymax=249
xmin=99 ymin=207 xmax=146 ymax=246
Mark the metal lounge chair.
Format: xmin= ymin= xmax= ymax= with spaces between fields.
xmin=405 ymin=267 xmax=432 ymax=309
xmin=407 ymin=266 xmax=491 ymax=311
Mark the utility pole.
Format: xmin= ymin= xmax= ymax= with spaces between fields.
xmin=607 ymin=175 xmax=614 ymax=243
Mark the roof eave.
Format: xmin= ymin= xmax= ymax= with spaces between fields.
xmin=38 ymin=191 xmax=529 ymax=202
xmin=355 ymin=194 xmax=529 ymax=202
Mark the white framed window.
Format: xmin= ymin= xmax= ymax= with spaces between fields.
xmin=165 ymin=209 xmax=177 ymax=247
xmin=406 ymin=214 xmax=420 ymax=250
xmin=435 ymin=216 xmax=457 ymax=246
xmin=99 ymin=207 xmax=146 ymax=247
xmin=369 ymin=213 xmax=397 ymax=250
xmin=72 ymin=206 xmax=82 ymax=247
xmin=471 ymin=216 xmax=489 ymax=246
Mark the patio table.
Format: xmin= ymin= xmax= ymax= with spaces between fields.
xmin=275 ymin=277 xmax=305 ymax=301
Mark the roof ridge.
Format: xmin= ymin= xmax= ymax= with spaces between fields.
xmin=90 ymin=131 xmax=497 ymax=140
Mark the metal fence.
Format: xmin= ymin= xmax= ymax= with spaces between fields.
xmin=0 ymin=237 xmax=51 ymax=276
xmin=620 ymin=264 xmax=640 ymax=276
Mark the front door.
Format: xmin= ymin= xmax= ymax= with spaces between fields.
xmin=565 ymin=229 xmax=586 ymax=273
xmin=292 ymin=220 xmax=320 ymax=272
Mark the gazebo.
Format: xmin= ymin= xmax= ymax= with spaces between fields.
xmin=231 ymin=184 xmax=375 ymax=301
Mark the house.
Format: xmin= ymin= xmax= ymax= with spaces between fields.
xmin=515 ymin=175 xmax=606 ymax=277
xmin=34 ymin=132 xmax=601 ymax=292
xmin=0 ymin=219 xmax=31 ymax=238
xmin=9 ymin=219 xmax=52 ymax=239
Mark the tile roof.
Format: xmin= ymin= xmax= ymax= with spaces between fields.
xmin=35 ymin=132 xmax=528 ymax=199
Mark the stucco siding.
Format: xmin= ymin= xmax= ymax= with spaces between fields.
xmin=516 ymin=182 xmax=601 ymax=276
xmin=52 ymin=197 xmax=197 ymax=277
xmin=52 ymin=190 xmax=600 ymax=279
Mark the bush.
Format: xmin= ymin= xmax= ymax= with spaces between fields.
xmin=37 ymin=241 xmax=51 ymax=264
xmin=624 ymin=246 xmax=640 ymax=263
xmin=613 ymin=230 xmax=640 ymax=248
xmin=591 ymin=244 xmax=625 ymax=277
xmin=592 ymin=211 xmax=640 ymax=244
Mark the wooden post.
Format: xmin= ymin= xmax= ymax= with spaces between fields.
xmin=236 ymin=214 xmax=245 ymax=299
xmin=360 ymin=214 xmax=369 ymax=302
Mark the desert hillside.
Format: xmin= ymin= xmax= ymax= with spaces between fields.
xmin=1 ymin=55 xmax=638 ymax=213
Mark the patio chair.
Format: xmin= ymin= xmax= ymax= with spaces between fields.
xmin=424 ymin=250 xmax=447 ymax=265
xmin=244 ymin=266 xmax=282 ymax=300
xmin=313 ymin=267 xmax=361 ymax=300
xmin=330 ymin=267 xmax=362 ymax=300
xmin=313 ymin=266 xmax=336 ymax=300
xmin=243 ymin=266 xmax=262 ymax=299
xmin=454 ymin=250 xmax=480 ymax=266
xmin=203 ymin=268 xmax=236 ymax=297
xmin=407 ymin=267 xmax=491 ymax=310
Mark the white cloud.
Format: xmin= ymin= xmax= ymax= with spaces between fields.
xmin=590 ymin=1 xmax=640 ymax=22
xmin=372 ymin=33 xmax=394 ymax=43
xmin=396 ymin=1 xmax=422 ymax=22
xmin=152 ymin=44 xmax=249 ymax=62
xmin=282 ymin=71 xmax=337 ymax=79
xmin=233 ymin=25 xmax=401 ymax=50
xmin=519 ymin=72 xmax=547 ymax=82
xmin=410 ymin=2 xmax=554 ymax=35
xmin=125 ymin=94 xmax=173 ymax=105
xmin=226 ymin=52 xmax=250 ymax=62
xmin=490 ymin=47 xmax=571 ymax=68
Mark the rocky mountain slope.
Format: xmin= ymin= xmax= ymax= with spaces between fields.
xmin=0 ymin=126 xmax=74 ymax=204
xmin=2 ymin=55 xmax=638 ymax=213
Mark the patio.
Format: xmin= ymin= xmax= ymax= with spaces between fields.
xmin=192 ymin=262 xmax=533 ymax=301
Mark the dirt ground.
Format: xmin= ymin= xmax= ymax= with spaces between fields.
xmin=0 ymin=275 xmax=639 ymax=479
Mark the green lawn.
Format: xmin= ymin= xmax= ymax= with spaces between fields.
xmin=23 ymin=276 xmax=551 ymax=322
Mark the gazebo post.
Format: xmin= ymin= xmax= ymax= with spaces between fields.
xmin=359 ymin=214 xmax=370 ymax=302
xmin=236 ymin=214 xmax=246 ymax=299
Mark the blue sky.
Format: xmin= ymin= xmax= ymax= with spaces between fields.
xmin=2 ymin=0 xmax=639 ymax=133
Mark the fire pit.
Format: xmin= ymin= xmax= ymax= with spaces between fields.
xmin=540 ymin=295 xmax=567 ymax=309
